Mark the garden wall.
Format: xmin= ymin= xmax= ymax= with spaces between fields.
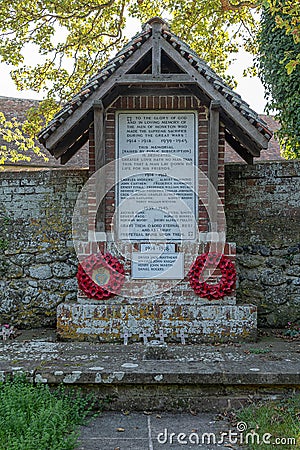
xmin=0 ymin=168 xmax=88 ymax=327
xmin=226 ymin=160 xmax=300 ymax=327
xmin=0 ymin=160 xmax=299 ymax=328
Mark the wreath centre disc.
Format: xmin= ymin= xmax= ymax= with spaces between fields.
xmin=77 ymin=252 xmax=125 ymax=300
xmin=92 ymin=267 xmax=111 ymax=286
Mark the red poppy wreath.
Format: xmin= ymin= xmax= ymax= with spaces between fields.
xmin=76 ymin=252 xmax=125 ymax=300
xmin=188 ymin=252 xmax=236 ymax=300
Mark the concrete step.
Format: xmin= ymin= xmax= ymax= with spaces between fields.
xmin=0 ymin=329 xmax=299 ymax=412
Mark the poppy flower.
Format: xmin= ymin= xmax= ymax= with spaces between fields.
xmin=188 ymin=252 xmax=236 ymax=300
xmin=77 ymin=252 xmax=125 ymax=300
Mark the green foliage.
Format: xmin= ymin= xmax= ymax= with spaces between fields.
xmin=0 ymin=212 xmax=10 ymax=251
xmin=0 ymin=0 xmax=260 ymax=99
xmin=264 ymin=0 xmax=300 ymax=72
xmin=0 ymin=0 xmax=127 ymax=100
xmin=0 ymin=0 xmax=298 ymax=162
xmin=0 ymin=1 xmax=259 ymax=120
xmin=0 ymin=0 xmax=129 ymax=164
xmin=0 ymin=239 xmax=8 ymax=251
xmin=0 ymin=112 xmax=48 ymax=164
xmin=258 ymin=2 xmax=300 ymax=158
xmin=0 ymin=374 xmax=98 ymax=450
xmin=248 ymin=347 xmax=270 ymax=354
xmin=237 ymin=394 xmax=300 ymax=449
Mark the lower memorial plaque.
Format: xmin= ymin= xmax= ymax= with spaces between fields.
xmin=131 ymin=252 xmax=184 ymax=279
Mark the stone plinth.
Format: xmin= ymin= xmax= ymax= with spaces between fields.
xmin=57 ymin=299 xmax=257 ymax=343
xmin=59 ymin=239 xmax=256 ymax=343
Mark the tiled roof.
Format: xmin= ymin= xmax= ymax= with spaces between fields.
xmin=0 ymin=96 xmax=88 ymax=168
xmin=38 ymin=19 xmax=272 ymax=145
xmin=38 ymin=28 xmax=152 ymax=145
xmin=225 ymin=115 xmax=282 ymax=163
xmin=160 ymin=29 xmax=272 ymax=141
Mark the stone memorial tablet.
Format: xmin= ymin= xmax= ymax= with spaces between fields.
xmin=132 ymin=252 xmax=184 ymax=279
xmin=116 ymin=111 xmax=198 ymax=242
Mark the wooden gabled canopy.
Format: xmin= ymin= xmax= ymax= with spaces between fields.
xmin=39 ymin=17 xmax=272 ymax=165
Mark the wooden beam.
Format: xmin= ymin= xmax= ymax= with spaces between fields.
xmin=102 ymin=86 xmax=194 ymax=110
xmin=116 ymin=87 xmax=193 ymax=96
xmin=186 ymin=86 xmax=261 ymax=157
xmin=94 ymin=100 xmax=106 ymax=231
xmin=225 ymin=130 xmax=254 ymax=164
xmin=220 ymin=113 xmax=261 ymax=157
xmin=184 ymin=85 xmax=261 ymax=157
xmin=102 ymin=85 xmax=127 ymax=109
xmin=102 ymin=85 xmax=194 ymax=112
xmin=45 ymin=38 xmax=153 ymax=151
xmin=60 ymin=131 xmax=89 ymax=164
xmin=185 ymin=84 xmax=211 ymax=107
xmin=160 ymin=39 xmax=269 ymax=151
xmin=188 ymin=84 xmax=261 ymax=157
xmin=208 ymin=100 xmax=220 ymax=191
xmin=185 ymin=85 xmax=261 ymax=156
xmin=207 ymin=100 xmax=220 ymax=228
xmin=116 ymin=74 xmax=195 ymax=84
xmin=94 ymin=100 xmax=105 ymax=171
xmin=151 ymin=22 xmax=162 ymax=75
xmin=52 ymin=113 xmax=92 ymax=158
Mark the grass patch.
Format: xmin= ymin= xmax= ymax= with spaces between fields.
xmin=248 ymin=348 xmax=271 ymax=354
xmin=237 ymin=395 xmax=300 ymax=449
xmin=0 ymin=374 xmax=98 ymax=450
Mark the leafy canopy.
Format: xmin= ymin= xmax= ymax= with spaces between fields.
xmin=0 ymin=112 xmax=47 ymax=164
xmin=258 ymin=1 xmax=300 ymax=158
xmin=0 ymin=0 xmax=299 ymax=162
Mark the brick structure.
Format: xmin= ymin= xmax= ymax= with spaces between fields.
xmin=88 ymin=96 xmax=225 ymax=232
xmin=38 ymin=18 xmax=273 ymax=342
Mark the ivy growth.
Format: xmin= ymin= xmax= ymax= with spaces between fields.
xmin=258 ymin=2 xmax=300 ymax=158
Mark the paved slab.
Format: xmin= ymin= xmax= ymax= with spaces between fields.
xmin=0 ymin=329 xmax=299 ymax=412
xmin=1 ymin=329 xmax=299 ymax=385
xmin=76 ymin=412 xmax=240 ymax=450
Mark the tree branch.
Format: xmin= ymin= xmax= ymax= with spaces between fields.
xmin=220 ymin=0 xmax=259 ymax=11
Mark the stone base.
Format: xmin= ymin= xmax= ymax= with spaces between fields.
xmin=57 ymin=301 xmax=257 ymax=343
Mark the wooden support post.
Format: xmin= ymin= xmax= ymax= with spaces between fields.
xmin=151 ymin=21 xmax=162 ymax=76
xmin=208 ymin=100 xmax=220 ymax=231
xmin=94 ymin=100 xmax=105 ymax=232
